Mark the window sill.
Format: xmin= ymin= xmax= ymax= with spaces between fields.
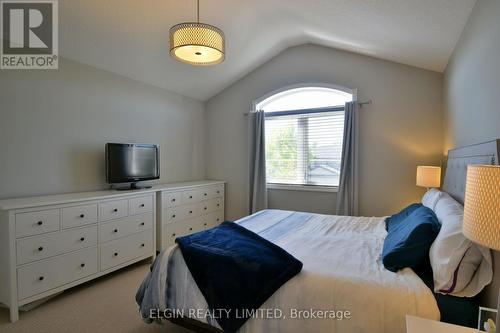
xmin=267 ymin=183 xmax=339 ymax=193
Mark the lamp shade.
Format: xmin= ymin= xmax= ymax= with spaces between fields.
xmin=169 ymin=22 xmax=225 ymax=66
xmin=416 ymin=166 xmax=441 ymax=188
xmin=463 ymin=165 xmax=500 ymax=251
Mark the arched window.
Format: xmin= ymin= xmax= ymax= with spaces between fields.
xmin=256 ymin=86 xmax=353 ymax=188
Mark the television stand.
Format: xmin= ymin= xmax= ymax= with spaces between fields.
xmin=115 ymin=183 xmax=152 ymax=191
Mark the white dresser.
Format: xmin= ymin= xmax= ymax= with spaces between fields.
xmin=156 ymin=180 xmax=226 ymax=251
xmin=406 ymin=315 xmax=481 ymax=333
xmin=0 ymin=190 xmax=156 ymax=322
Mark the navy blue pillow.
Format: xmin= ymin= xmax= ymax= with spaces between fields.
xmin=385 ymin=203 xmax=422 ymax=232
xmin=382 ymin=206 xmax=440 ymax=272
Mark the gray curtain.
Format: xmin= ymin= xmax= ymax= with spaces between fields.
xmin=248 ymin=110 xmax=268 ymax=214
xmin=336 ymin=101 xmax=359 ymax=216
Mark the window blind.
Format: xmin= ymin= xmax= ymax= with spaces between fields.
xmin=265 ymin=109 xmax=345 ymax=187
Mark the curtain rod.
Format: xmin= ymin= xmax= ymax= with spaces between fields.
xmin=244 ymin=99 xmax=372 ymax=116
xmin=358 ymin=99 xmax=372 ymax=106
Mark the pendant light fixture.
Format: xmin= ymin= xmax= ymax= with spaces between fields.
xmin=169 ymin=0 xmax=225 ymax=66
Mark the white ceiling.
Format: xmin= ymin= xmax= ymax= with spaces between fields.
xmin=59 ymin=0 xmax=477 ymax=101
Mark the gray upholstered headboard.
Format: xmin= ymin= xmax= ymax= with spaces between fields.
xmin=442 ymin=140 xmax=500 ymax=204
xmin=442 ymin=139 xmax=500 ymax=308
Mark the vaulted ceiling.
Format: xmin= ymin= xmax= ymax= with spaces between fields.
xmin=59 ymin=0 xmax=477 ymax=101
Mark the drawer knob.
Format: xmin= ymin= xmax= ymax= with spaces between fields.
xmin=113 ymin=208 xmax=118 ymax=212
xmin=217 ymin=191 xmax=220 ymax=194
xmin=140 ymin=204 xmax=145 ymax=207
xmin=80 ymin=237 xmax=85 ymax=242
xmin=204 ymin=207 xmax=207 ymax=210
xmin=80 ymin=214 xmax=85 ymax=218
xmin=38 ymin=276 xmax=44 ymax=281
xmin=172 ymin=214 xmax=176 ymax=218
xmin=189 ymin=195 xmax=193 ymax=199
xmin=217 ymin=218 xmax=220 ymax=221
xmin=140 ymin=222 xmax=145 ymax=226
xmin=141 ymin=243 xmax=145 ymax=247
xmin=204 ymin=193 xmax=207 ymax=196
xmin=217 ymin=204 xmax=220 ymax=207
xmin=172 ymin=198 xmax=176 ymax=202
xmin=113 ymin=229 xmax=118 ymax=233
xmin=37 ymin=221 xmax=43 ymax=226
xmin=189 ymin=227 xmax=193 ymax=231
xmin=189 ymin=210 xmax=193 ymax=214
xmin=114 ymin=252 xmax=118 ymax=257
xmin=80 ymin=263 xmax=86 ymax=268
xmin=38 ymin=246 xmax=44 ymax=252
xmin=172 ymin=233 xmax=176 ymax=237
xmin=204 ymin=223 xmax=207 ymax=226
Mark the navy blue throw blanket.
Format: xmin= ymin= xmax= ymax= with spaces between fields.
xmin=175 ymin=221 xmax=303 ymax=333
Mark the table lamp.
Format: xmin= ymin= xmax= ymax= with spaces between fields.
xmin=463 ymin=165 xmax=500 ymax=332
xmin=416 ymin=166 xmax=441 ymax=189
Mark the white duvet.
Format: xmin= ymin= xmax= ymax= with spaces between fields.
xmin=156 ymin=209 xmax=440 ymax=333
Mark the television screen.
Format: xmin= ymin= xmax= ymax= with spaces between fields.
xmin=106 ymin=143 xmax=159 ymax=184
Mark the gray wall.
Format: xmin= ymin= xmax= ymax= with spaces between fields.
xmin=205 ymin=44 xmax=443 ymax=220
xmin=443 ymin=0 xmax=500 ymax=309
xmin=444 ymin=0 xmax=500 ymax=151
xmin=0 ymin=58 xmax=205 ymax=199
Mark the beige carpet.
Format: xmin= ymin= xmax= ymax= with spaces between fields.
xmin=0 ymin=260 xmax=191 ymax=333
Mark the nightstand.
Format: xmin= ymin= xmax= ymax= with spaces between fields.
xmin=406 ymin=315 xmax=482 ymax=333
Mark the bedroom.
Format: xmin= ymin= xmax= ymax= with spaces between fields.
xmin=0 ymin=0 xmax=499 ymax=332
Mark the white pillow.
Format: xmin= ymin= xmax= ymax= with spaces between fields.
xmin=429 ymin=192 xmax=493 ymax=296
xmin=422 ymin=188 xmax=443 ymax=211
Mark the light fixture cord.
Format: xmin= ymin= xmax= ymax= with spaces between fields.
xmin=197 ymin=0 xmax=200 ymax=22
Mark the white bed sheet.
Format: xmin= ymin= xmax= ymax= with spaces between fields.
xmin=160 ymin=209 xmax=440 ymax=333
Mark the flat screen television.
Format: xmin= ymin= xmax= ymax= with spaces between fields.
xmin=105 ymin=143 xmax=159 ymax=190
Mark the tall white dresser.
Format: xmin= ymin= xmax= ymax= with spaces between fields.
xmin=0 ymin=190 xmax=156 ymax=322
xmin=156 ymin=180 xmax=226 ymax=251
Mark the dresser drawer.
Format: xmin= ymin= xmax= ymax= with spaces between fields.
xmin=62 ymin=204 xmax=97 ymax=229
xmin=16 ymin=226 xmax=97 ymax=265
xmin=200 ymin=211 xmax=224 ymax=229
xmin=183 ymin=203 xmax=200 ymax=219
xmin=206 ymin=197 xmax=223 ymax=213
xmin=16 ymin=209 xmax=60 ymax=238
xmin=165 ymin=204 xmax=199 ymax=223
xmin=100 ymin=230 xmax=153 ymax=271
xmin=167 ymin=218 xmax=204 ymax=240
xmin=128 ymin=195 xmax=153 ymax=216
xmin=184 ymin=217 xmax=204 ymax=235
xmin=199 ymin=187 xmax=211 ymax=201
xmin=209 ymin=185 xmax=224 ymax=199
xmin=98 ymin=199 xmax=128 ymax=222
xmin=99 ymin=213 xmax=153 ymax=243
xmin=164 ymin=191 xmax=182 ymax=208
xmin=17 ymin=247 xmax=98 ymax=300
xmin=165 ymin=206 xmax=186 ymax=223
xmin=198 ymin=215 xmax=210 ymax=230
xmin=197 ymin=185 xmax=224 ymax=201
xmin=181 ymin=189 xmax=200 ymax=204
xmin=164 ymin=221 xmax=187 ymax=248
xmin=199 ymin=201 xmax=210 ymax=214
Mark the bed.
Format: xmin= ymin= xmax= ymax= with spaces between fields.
xmin=137 ymin=140 xmax=500 ymax=333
